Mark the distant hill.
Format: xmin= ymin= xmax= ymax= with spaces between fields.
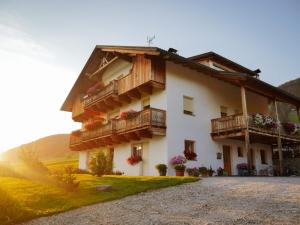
xmin=278 ymin=77 xmax=300 ymax=122
xmin=1 ymin=134 xmax=77 ymax=163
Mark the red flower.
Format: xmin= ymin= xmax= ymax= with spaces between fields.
xmin=127 ymin=155 xmax=142 ymax=165
xmin=184 ymin=150 xmax=197 ymax=160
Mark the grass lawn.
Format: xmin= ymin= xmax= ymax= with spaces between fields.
xmin=0 ymin=175 xmax=198 ymax=225
xmin=45 ymin=159 xmax=78 ymax=170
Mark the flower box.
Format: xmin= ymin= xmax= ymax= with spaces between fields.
xmin=120 ymin=110 xmax=137 ymax=120
xmin=127 ymin=155 xmax=142 ymax=166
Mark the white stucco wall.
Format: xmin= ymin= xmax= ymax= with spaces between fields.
xmin=82 ymin=58 xmax=273 ymax=176
xmin=79 ymin=151 xmax=90 ymax=170
xmin=165 ymin=62 xmax=271 ymax=175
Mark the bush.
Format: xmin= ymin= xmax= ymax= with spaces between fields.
xmin=18 ymin=146 xmax=48 ymax=174
xmin=0 ymin=188 xmax=28 ymax=225
xmin=89 ymin=151 xmax=112 ymax=176
xmin=186 ymin=167 xmax=200 ymax=177
xmin=50 ymin=166 xmax=79 ymax=191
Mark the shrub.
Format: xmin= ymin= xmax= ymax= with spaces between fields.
xmin=50 ymin=166 xmax=79 ymax=191
xmin=0 ymin=188 xmax=28 ymax=225
xmin=186 ymin=167 xmax=200 ymax=177
xmin=18 ymin=146 xmax=48 ymax=174
xmin=89 ymin=151 xmax=112 ymax=176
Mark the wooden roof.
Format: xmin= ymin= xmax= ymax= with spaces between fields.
xmin=189 ymin=51 xmax=259 ymax=77
xmin=61 ymin=46 xmax=300 ymax=112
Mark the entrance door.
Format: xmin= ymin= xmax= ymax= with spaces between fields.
xmin=223 ymin=145 xmax=232 ymax=175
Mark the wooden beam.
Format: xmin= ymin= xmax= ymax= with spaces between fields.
xmin=274 ymin=100 xmax=283 ymax=175
xmin=118 ymin=95 xmax=131 ymax=103
xmin=127 ymin=89 xmax=141 ymax=99
xmin=138 ymin=130 xmax=152 ymax=138
xmin=89 ymin=56 xmax=118 ymax=78
xmin=241 ymin=86 xmax=251 ymax=167
xmin=138 ymin=85 xmax=152 ymax=95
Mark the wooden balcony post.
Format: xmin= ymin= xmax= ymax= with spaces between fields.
xmin=274 ymin=100 xmax=283 ymax=176
xmin=297 ymin=106 xmax=300 ymax=122
xmin=241 ymin=86 xmax=251 ymax=167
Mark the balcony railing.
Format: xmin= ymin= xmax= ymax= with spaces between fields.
xmin=83 ymin=80 xmax=118 ymax=108
xmin=69 ymin=108 xmax=166 ymax=149
xmin=211 ymin=113 xmax=300 ymax=141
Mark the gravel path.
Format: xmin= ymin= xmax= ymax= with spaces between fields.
xmin=22 ymin=177 xmax=300 ymax=225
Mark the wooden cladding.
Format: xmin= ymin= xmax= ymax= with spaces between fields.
xmin=72 ymin=97 xmax=85 ymax=121
xmin=118 ymin=55 xmax=165 ymax=95
xmin=80 ymin=55 xmax=165 ymax=114
xmin=69 ymin=108 xmax=166 ymax=150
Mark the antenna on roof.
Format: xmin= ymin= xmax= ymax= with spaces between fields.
xmin=146 ymin=35 xmax=155 ymax=46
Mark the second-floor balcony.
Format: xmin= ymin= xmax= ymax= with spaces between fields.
xmin=70 ymin=108 xmax=166 ymax=151
xmin=211 ymin=113 xmax=300 ymax=144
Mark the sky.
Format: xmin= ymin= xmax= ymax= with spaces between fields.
xmin=0 ymin=0 xmax=299 ymax=152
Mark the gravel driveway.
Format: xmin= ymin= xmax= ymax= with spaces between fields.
xmin=22 ymin=177 xmax=300 ymax=225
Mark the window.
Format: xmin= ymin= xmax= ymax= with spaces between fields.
xmin=132 ymin=143 xmax=143 ymax=157
xmin=237 ymin=147 xmax=243 ymax=157
xmin=220 ymin=106 xmax=228 ymax=117
xmin=184 ymin=140 xmax=197 ymax=160
xmin=141 ymin=97 xmax=150 ymax=109
xmin=260 ymin=150 xmax=267 ymax=164
xmin=183 ymin=96 xmax=194 ymax=115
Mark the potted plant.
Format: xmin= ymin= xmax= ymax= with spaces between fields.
xmin=208 ymin=166 xmax=215 ymax=176
xmin=237 ymin=163 xmax=249 ymax=176
xmin=174 ymin=164 xmax=186 ymax=176
xmin=186 ymin=167 xmax=200 ymax=177
xmin=71 ymin=130 xmax=81 ymax=137
xmin=199 ymin=167 xmax=208 ymax=177
xmin=217 ymin=167 xmax=224 ymax=176
xmin=282 ymin=122 xmax=300 ymax=135
xmin=170 ymin=155 xmax=187 ymax=176
xmin=155 ymin=164 xmax=167 ymax=176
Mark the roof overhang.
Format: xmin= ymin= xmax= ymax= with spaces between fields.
xmin=61 ymin=45 xmax=300 ymax=112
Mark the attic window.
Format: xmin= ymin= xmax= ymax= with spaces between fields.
xmin=212 ymin=63 xmax=226 ymax=71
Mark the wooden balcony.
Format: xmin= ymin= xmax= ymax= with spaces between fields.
xmin=82 ymin=55 xmax=165 ymax=113
xmin=69 ymin=108 xmax=166 ymax=151
xmin=211 ymin=114 xmax=300 ymax=145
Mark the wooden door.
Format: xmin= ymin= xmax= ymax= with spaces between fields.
xmin=223 ymin=145 xmax=232 ymax=175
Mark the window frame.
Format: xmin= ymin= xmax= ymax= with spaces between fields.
xmin=184 ymin=140 xmax=197 ymax=160
xmin=131 ymin=143 xmax=143 ymax=157
xmin=183 ymin=96 xmax=194 ymax=116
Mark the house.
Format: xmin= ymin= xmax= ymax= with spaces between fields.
xmin=61 ymin=45 xmax=300 ymax=176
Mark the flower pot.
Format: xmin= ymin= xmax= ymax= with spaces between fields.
xmin=159 ymin=170 xmax=167 ymax=176
xmin=176 ymin=170 xmax=184 ymax=176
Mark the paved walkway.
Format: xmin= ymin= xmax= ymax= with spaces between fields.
xmin=22 ymin=177 xmax=300 ymax=225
